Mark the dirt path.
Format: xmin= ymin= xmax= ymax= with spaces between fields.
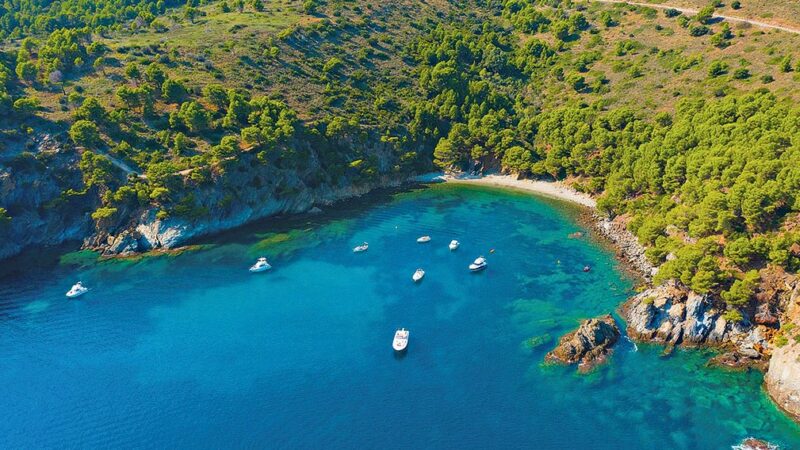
xmin=592 ymin=0 xmax=800 ymax=35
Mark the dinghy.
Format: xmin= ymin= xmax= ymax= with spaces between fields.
xmin=393 ymin=328 xmax=409 ymax=352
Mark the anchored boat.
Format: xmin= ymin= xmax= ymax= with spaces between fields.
xmin=66 ymin=282 xmax=89 ymax=299
xmin=393 ymin=328 xmax=409 ymax=352
xmin=249 ymin=257 xmax=272 ymax=273
xmin=416 ymin=236 xmax=431 ymax=243
xmin=469 ymin=256 xmax=487 ymax=272
xmin=412 ymin=268 xmax=425 ymax=282
xmin=449 ymin=239 xmax=460 ymax=251
xmin=353 ymin=242 xmax=369 ymax=253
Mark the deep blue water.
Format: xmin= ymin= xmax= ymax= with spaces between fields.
xmin=0 ymin=183 xmax=799 ymax=449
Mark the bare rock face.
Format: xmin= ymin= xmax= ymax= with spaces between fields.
xmin=621 ymin=280 xmax=768 ymax=367
xmin=622 ymin=280 xmax=723 ymax=346
xmin=765 ymin=286 xmax=800 ymax=422
xmin=545 ymin=314 xmax=621 ymax=373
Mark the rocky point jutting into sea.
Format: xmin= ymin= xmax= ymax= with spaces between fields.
xmin=594 ymin=210 xmax=800 ymax=423
xmin=445 ymin=175 xmax=800 ymax=425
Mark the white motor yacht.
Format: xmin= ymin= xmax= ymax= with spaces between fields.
xmin=469 ymin=256 xmax=487 ymax=272
xmin=449 ymin=239 xmax=460 ymax=251
xmin=66 ymin=282 xmax=89 ymax=299
xmin=412 ymin=268 xmax=425 ymax=282
xmin=353 ymin=242 xmax=369 ymax=253
xmin=393 ymin=328 xmax=409 ymax=352
xmin=249 ymin=257 xmax=272 ymax=273
xmin=416 ymin=236 xmax=431 ymax=243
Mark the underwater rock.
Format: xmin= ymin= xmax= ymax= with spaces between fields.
xmin=734 ymin=437 xmax=779 ymax=450
xmin=707 ymin=350 xmax=767 ymax=371
xmin=545 ymin=314 xmax=620 ymax=373
xmin=524 ymin=334 xmax=552 ymax=350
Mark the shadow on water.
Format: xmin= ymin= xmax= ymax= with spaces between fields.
xmin=194 ymin=183 xmax=432 ymax=248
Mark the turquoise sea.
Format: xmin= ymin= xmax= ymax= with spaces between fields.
xmin=1 ymin=183 xmax=799 ymax=449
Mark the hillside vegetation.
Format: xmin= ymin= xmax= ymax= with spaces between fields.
xmin=3 ymin=0 xmax=800 ymax=323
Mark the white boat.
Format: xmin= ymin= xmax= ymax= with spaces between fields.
xmin=249 ymin=257 xmax=272 ymax=273
xmin=417 ymin=236 xmax=431 ymax=243
xmin=449 ymin=239 xmax=460 ymax=251
xmin=393 ymin=328 xmax=409 ymax=352
xmin=66 ymin=282 xmax=89 ymax=299
xmin=412 ymin=268 xmax=425 ymax=282
xmin=469 ymin=256 xmax=487 ymax=272
xmin=353 ymin=242 xmax=369 ymax=253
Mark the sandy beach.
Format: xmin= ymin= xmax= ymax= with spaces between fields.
xmin=417 ymin=173 xmax=597 ymax=208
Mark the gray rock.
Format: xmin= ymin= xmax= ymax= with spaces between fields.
xmin=545 ymin=314 xmax=621 ymax=372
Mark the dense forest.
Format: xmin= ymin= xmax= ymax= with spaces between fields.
xmin=3 ymin=0 xmax=800 ymax=323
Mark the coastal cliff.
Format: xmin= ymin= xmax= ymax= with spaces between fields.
xmin=765 ymin=283 xmax=800 ymax=421
xmin=0 ymin=135 xmax=99 ymax=261
xmin=85 ymin=139 xmax=418 ymax=255
xmin=0 ymin=131 xmax=423 ymax=260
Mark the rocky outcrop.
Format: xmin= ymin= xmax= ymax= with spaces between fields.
xmin=546 ymin=314 xmax=621 ymax=372
xmin=765 ymin=283 xmax=800 ymax=422
xmin=0 ymin=135 xmax=99 ymax=261
xmin=593 ymin=214 xmax=656 ymax=279
xmin=621 ymin=280 xmax=769 ymax=366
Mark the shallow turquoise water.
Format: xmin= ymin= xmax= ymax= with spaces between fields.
xmin=0 ymin=183 xmax=798 ymax=448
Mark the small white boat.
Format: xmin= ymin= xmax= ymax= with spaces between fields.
xmin=249 ymin=257 xmax=272 ymax=273
xmin=449 ymin=239 xmax=460 ymax=251
xmin=66 ymin=282 xmax=89 ymax=299
xmin=393 ymin=328 xmax=409 ymax=352
xmin=417 ymin=236 xmax=431 ymax=243
xmin=469 ymin=256 xmax=487 ymax=272
xmin=412 ymin=268 xmax=425 ymax=282
xmin=353 ymin=242 xmax=369 ymax=253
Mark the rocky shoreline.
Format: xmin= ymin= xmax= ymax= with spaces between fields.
xmin=447 ymin=175 xmax=800 ymax=426
xmin=591 ymin=214 xmax=656 ymax=281
xmin=88 ymin=171 xmax=414 ymax=256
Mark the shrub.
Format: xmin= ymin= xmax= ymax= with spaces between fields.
xmin=91 ymin=207 xmax=117 ymax=221
xmin=708 ymin=60 xmax=729 ymax=77
xmin=722 ymin=309 xmax=743 ymax=323
xmin=732 ymin=68 xmax=750 ymax=79
xmin=69 ymin=120 xmax=101 ymax=147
